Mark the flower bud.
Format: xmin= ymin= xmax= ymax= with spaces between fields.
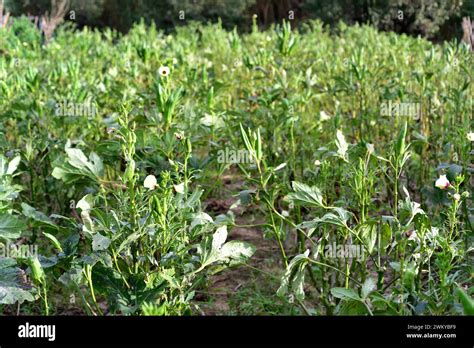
xmin=186 ymin=138 xmax=192 ymax=153
xmin=124 ymin=159 xmax=135 ymax=182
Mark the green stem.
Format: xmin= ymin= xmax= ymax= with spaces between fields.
xmin=43 ymin=285 xmax=49 ymax=315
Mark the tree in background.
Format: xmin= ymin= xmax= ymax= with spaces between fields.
xmin=3 ymin=0 xmax=472 ymax=40
xmin=303 ymin=0 xmax=466 ymax=38
xmin=369 ymin=0 xmax=463 ymax=38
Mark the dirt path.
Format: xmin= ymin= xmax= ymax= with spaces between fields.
xmin=196 ymin=173 xmax=281 ymax=315
xmin=198 ymin=220 xmax=278 ymax=315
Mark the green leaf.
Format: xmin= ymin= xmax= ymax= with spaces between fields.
xmin=52 ymin=145 xmax=103 ymax=184
xmin=76 ymin=194 xmax=94 ymax=212
xmin=181 ymin=189 xmax=203 ymax=209
xmin=220 ymin=240 xmax=255 ymax=263
xmin=0 ymin=281 xmax=35 ymax=305
xmin=0 ymin=258 xmax=17 ymax=270
xmin=65 ymin=147 xmax=103 ymax=177
xmin=394 ymin=121 xmax=408 ymax=159
xmin=389 ymin=261 xmax=400 ymax=272
xmin=159 ymin=268 xmax=180 ymax=289
xmin=331 ymin=287 xmax=361 ymax=301
xmin=456 ymin=287 xmax=474 ymax=315
xmin=21 ymin=203 xmax=56 ymax=227
xmin=359 ymin=221 xmax=377 ymax=254
xmin=361 ymin=278 xmax=376 ymax=299
xmin=402 ymin=262 xmax=417 ymax=290
xmin=92 ymin=233 xmax=111 ymax=251
xmin=0 ymin=155 xmax=21 ymax=177
xmin=337 ymin=299 xmax=369 ymax=315
xmin=58 ymin=266 xmax=83 ymax=288
xmin=117 ymin=230 xmax=142 ymax=254
xmin=238 ymin=190 xmax=255 ymax=205
xmin=88 ymin=152 xmax=104 ymax=177
xmin=62 ymin=233 xmax=80 ymax=256
xmin=288 ymin=181 xmax=324 ymax=207
xmin=214 ymin=212 xmax=235 ymax=226
xmin=6 ymin=155 xmax=21 ymax=175
xmin=240 ymin=123 xmax=253 ymax=155
xmin=212 ymin=225 xmax=228 ymax=251
xmin=65 ymin=147 xmax=89 ymax=169
xmin=256 ymin=128 xmax=262 ymax=161
xmin=301 ymin=207 xmax=351 ymax=230
xmin=399 ymin=188 xmax=425 ymax=224
xmin=0 ymin=258 xmax=34 ymax=305
xmin=0 ymin=155 xmax=7 ymax=176
xmin=380 ymin=222 xmax=392 ymax=251
xmin=0 ymin=213 xmax=26 ymax=240
xmin=321 ymin=207 xmax=351 ymax=228
xmin=190 ymin=212 xmax=213 ymax=230
xmin=277 ymin=250 xmax=310 ymax=301
xmin=43 ymin=232 xmax=63 ymax=252
xmin=51 ymin=165 xmax=81 ymax=184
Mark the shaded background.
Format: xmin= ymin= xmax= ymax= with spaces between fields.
xmin=3 ymin=0 xmax=474 ymax=40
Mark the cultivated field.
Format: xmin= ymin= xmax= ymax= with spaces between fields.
xmin=0 ymin=18 xmax=473 ymax=315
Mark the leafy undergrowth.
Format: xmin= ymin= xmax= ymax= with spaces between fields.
xmin=0 ymin=18 xmax=473 ymax=315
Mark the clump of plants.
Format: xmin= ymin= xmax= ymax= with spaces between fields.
xmin=0 ymin=16 xmax=472 ymax=316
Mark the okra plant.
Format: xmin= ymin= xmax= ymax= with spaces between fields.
xmin=0 ymin=16 xmax=472 ymax=316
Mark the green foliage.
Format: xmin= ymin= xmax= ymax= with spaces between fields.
xmin=303 ymin=0 xmax=465 ymax=39
xmin=4 ymin=0 xmax=469 ymax=40
xmin=0 ymin=16 xmax=472 ymax=316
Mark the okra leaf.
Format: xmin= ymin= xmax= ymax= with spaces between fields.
xmin=0 ymin=213 xmax=26 ymax=240
xmin=331 ymin=287 xmax=361 ymax=301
